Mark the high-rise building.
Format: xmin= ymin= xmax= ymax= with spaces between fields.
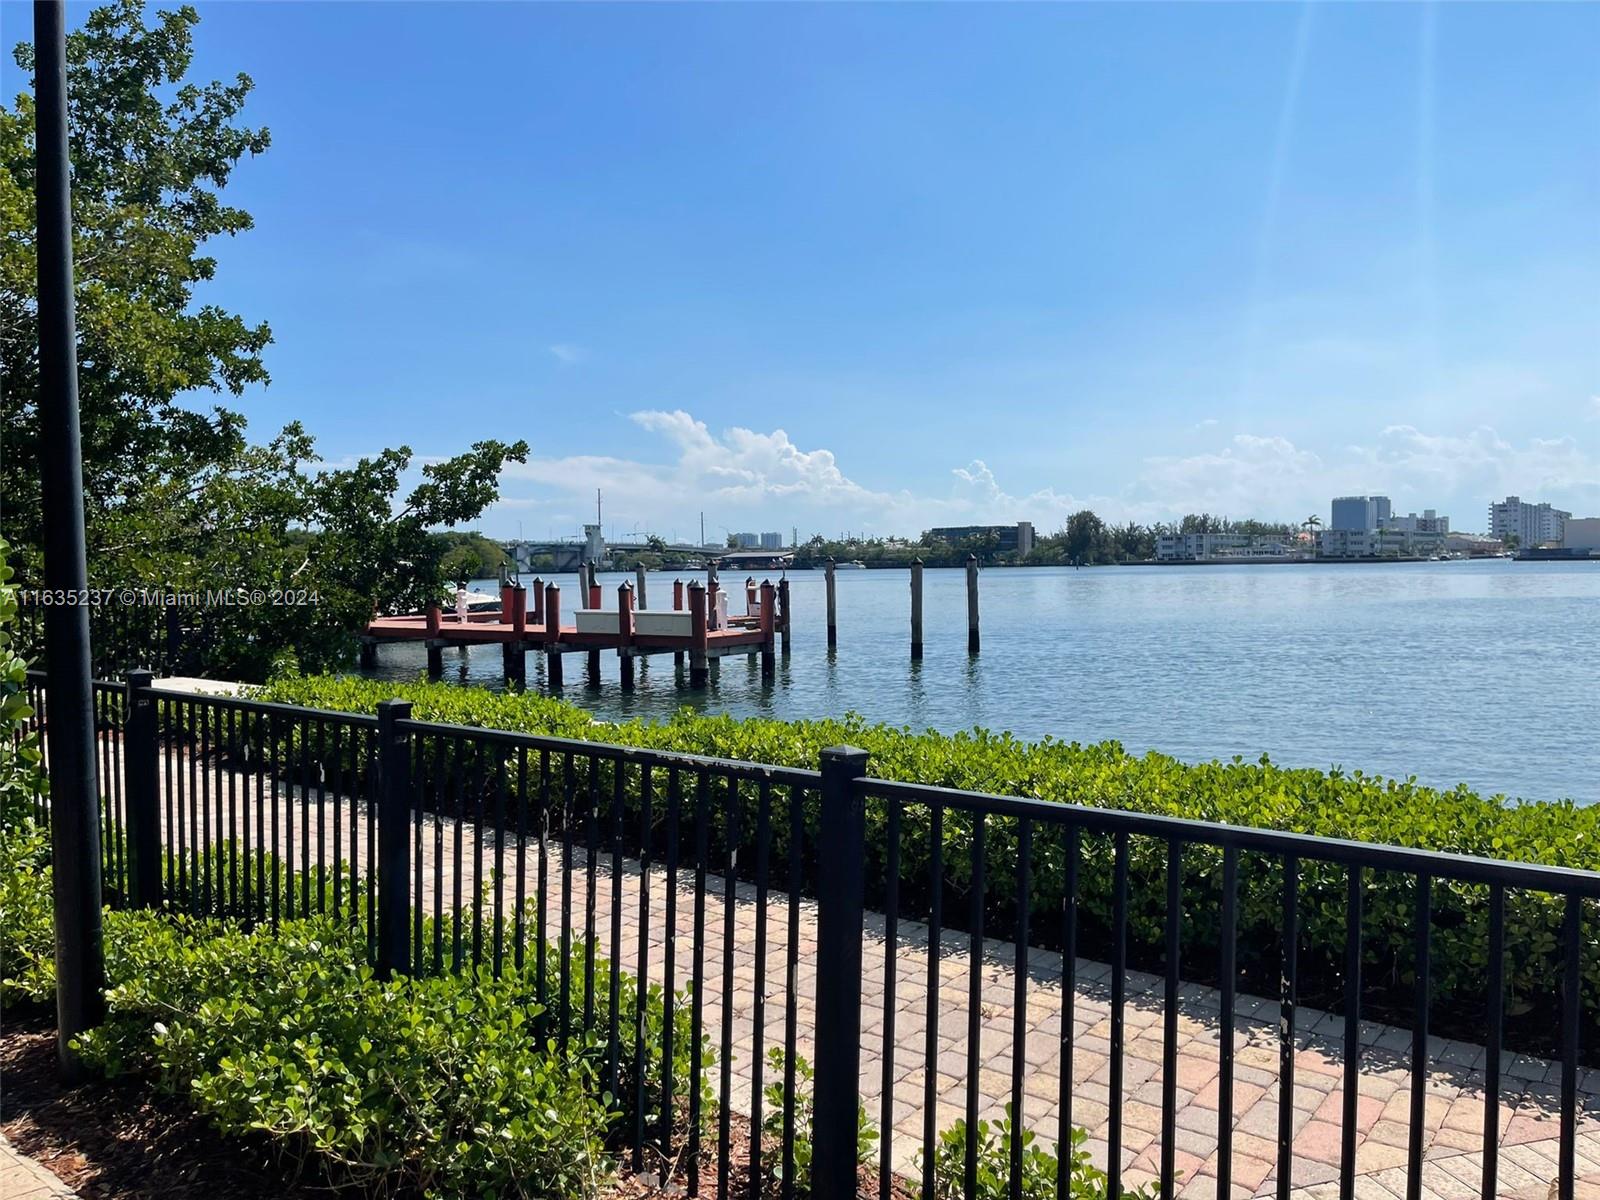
xmin=759 ymin=531 xmax=784 ymax=549
xmin=1331 ymin=496 xmax=1392 ymax=532
xmin=733 ymin=532 xmax=760 ymax=548
xmin=1489 ymin=496 xmax=1570 ymax=546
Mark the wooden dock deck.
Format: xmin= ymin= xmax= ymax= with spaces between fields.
xmin=361 ymin=575 xmax=784 ymax=689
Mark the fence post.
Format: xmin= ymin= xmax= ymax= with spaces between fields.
xmin=123 ymin=670 xmax=161 ymax=909
xmin=814 ymin=744 xmax=870 ymax=1195
xmin=376 ymin=699 xmax=413 ymax=977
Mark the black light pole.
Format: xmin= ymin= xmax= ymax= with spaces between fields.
xmin=33 ymin=0 xmax=105 ymax=1077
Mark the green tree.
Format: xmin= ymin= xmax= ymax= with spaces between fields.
xmin=1 ymin=1 xmax=273 ymax=573
xmin=1 ymin=3 xmax=529 ymax=680
xmin=1063 ymin=510 xmax=1107 ymax=564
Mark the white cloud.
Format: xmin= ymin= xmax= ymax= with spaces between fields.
xmin=547 ymin=344 xmax=588 ymax=366
xmin=483 ymin=409 xmax=1600 ymax=539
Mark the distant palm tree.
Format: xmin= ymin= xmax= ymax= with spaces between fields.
xmin=1304 ymin=514 xmax=1323 ymax=534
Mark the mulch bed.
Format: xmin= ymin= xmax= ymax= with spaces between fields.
xmin=2 ymin=1013 xmax=909 ymax=1200
xmin=1 ymin=1012 xmax=330 ymax=1200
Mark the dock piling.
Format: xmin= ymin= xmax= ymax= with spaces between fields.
xmin=759 ymin=579 xmax=776 ymax=679
xmin=544 ymin=583 xmax=563 ymax=688
xmin=688 ymin=581 xmax=709 ymax=688
xmin=910 ymin=557 xmax=924 ymax=659
xmin=531 ymin=577 xmax=544 ymax=626
xmin=359 ymin=639 xmax=377 ymax=670
xmin=426 ymin=643 xmax=443 ymax=678
xmin=825 ymin=557 xmax=838 ymax=648
xmin=966 ymin=554 xmax=980 ymax=655
xmin=779 ymin=577 xmax=791 ymax=656
xmin=635 ymin=564 xmax=647 ymax=610
xmin=673 ymin=578 xmax=686 ymax=669
xmin=618 ymin=582 xmax=635 ymax=691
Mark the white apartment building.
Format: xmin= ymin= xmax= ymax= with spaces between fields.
xmin=1318 ymin=528 xmax=1445 ymax=558
xmin=1155 ymin=533 xmax=1293 ymax=561
xmin=1381 ymin=509 xmax=1450 ymax=535
xmin=1489 ymin=496 xmax=1569 ymax=546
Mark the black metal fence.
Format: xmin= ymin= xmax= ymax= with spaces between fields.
xmin=21 ymin=669 xmax=1600 ymax=1200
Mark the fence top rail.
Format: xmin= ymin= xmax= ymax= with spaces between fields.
xmin=397 ymin=716 xmax=824 ymax=788
xmin=141 ymin=683 xmax=381 ymax=729
xmin=862 ymin=776 xmax=1600 ymax=896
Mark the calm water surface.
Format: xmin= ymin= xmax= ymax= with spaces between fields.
xmin=361 ymin=561 xmax=1600 ymax=805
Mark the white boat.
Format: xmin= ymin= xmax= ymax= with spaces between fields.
xmin=833 ymin=560 xmax=868 ymax=570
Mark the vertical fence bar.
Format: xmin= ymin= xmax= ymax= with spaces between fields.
xmin=689 ymin=769 xmax=709 ymax=1195
xmin=718 ymin=775 xmax=738 ymax=1196
xmin=514 ymin=746 xmax=528 ymax=972
xmin=1406 ymin=874 xmax=1430 ymax=1200
xmin=1217 ymin=845 xmax=1238 ymax=1200
xmin=1340 ymin=866 xmax=1363 ymax=1200
xmin=432 ymin=733 xmax=445 ymax=973
xmin=1278 ymin=855 xmax=1299 ymax=1200
xmin=922 ymin=802 xmax=946 ymax=1199
xmin=633 ymin=763 xmax=654 ymax=1171
xmin=1161 ymin=839 xmax=1182 ymax=1200
xmin=661 ymin=766 xmax=681 ymax=1161
xmin=584 ymin=754 xmax=598 ymax=1036
xmin=1481 ymin=884 xmax=1504 ymax=1200
xmin=1058 ymin=823 xmax=1079 ymax=1200
xmin=814 ymin=747 xmax=870 ymax=1199
xmin=1559 ymin=892 xmax=1580 ymax=1200
xmin=965 ymin=809 xmax=987 ymax=1198
xmin=123 ymin=672 xmax=160 ymax=909
xmin=1010 ymin=818 xmax=1032 ymax=1200
xmin=750 ymin=779 xmax=772 ymax=1200
xmin=781 ymin=780 xmax=804 ymax=1200
xmin=608 ymin=759 xmax=625 ymax=1101
xmin=494 ymin=746 xmax=508 ymax=976
xmin=880 ymin=797 xmax=901 ymax=1200
xmin=1109 ymin=830 xmax=1129 ymax=1200
xmin=376 ymin=700 xmax=413 ymax=977
xmin=472 ymin=743 xmax=485 ymax=970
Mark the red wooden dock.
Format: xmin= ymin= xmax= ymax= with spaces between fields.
xmin=361 ymin=575 xmax=783 ymax=689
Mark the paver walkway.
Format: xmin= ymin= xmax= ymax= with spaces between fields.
xmin=141 ymin=756 xmax=1600 ymax=1200
xmin=0 ymin=1134 xmax=78 ymax=1200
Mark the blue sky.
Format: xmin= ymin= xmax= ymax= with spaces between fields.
xmin=35 ymin=3 xmax=1600 ymax=538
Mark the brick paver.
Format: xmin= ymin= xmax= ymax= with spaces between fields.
xmin=0 ymin=1134 xmax=78 ymax=1200
xmin=146 ymin=760 xmax=1600 ymax=1198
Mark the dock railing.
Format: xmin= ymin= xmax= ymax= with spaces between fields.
xmin=21 ymin=668 xmax=1600 ymax=1200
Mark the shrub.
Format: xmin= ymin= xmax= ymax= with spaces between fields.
xmin=923 ymin=1111 xmax=1157 ymax=1200
xmin=759 ymin=1047 xmax=877 ymax=1194
xmin=1 ymin=827 xmax=709 ymax=1199
xmin=77 ymin=912 xmax=616 ymax=1198
xmin=256 ymin=674 xmax=1600 ymax=1050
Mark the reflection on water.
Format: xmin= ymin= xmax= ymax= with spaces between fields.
xmin=358 ymin=561 xmax=1600 ymax=804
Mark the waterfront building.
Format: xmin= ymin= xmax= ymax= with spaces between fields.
xmin=1331 ymin=495 xmax=1392 ymax=532
xmin=1155 ymin=533 xmax=1294 ymax=561
xmin=1489 ymin=496 xmax=1570 ymax=546
xmin=1318 ymin=527 xmax=1444 ymax=558
xmin=1563 ymin=517 xmax=1600 ymax=552
xmin=1443 ymin=533 xmax=1505 ymax=558
xmin=759 ymin=531 xmax=784 ymax=550
xmin=927 ymin=521 xmax=1036 ymax=556
xmin=733 ymin=532 xmax=761 ymax=548
xmin=1381 ymin=509 xmax=1450 ymax=535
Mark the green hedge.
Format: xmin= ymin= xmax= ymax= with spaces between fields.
xmin=257 ymin=674 xmax=1600 ymax=1054
xmin=0 ymin=817 xmax=709 ymax=1199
